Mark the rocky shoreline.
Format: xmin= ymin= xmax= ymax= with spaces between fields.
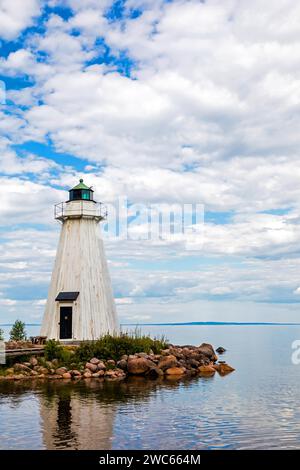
xmin=0 ymin=343 xmax=235 ymax=381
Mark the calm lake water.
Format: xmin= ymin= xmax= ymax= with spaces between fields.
xmin=1 ymin=324 xmax=300 ymax=450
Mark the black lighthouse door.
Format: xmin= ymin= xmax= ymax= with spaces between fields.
xmin=60 ymin=306 xmax=72 ymax=339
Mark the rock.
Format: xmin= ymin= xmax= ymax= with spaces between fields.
xmin=198 ymin=343 xmax=218 ymax=362
xmin=34 ymin=366 xmax=47 ymax=374
xmin=217 ymin=363 xmax=235 ymax=375
xmin=105 ymin=370 xmax=122 ymax=378
xmin=30 ymin=370 xmax=38 ymax=376
xmin=171 ymin=351 xmax=184 ymax=360
xmin=92 ymin=371 xmax=105 ymax=378
xmin=55 ymin=367 xmax=68 ymax=376
xmin=97 ymin=361 xmax=106 ymax=371
xmin=160 ymin=349 xmax=171 ymax=356
xmin=165 ymin=367 xmax=186 ymax=375
xmin=121 ymin=355 xmax=128 ymax=361
xmin=13 ymin=363 xmax=31 ymax=373
xmin=52 ymin=359 xmax=59 ymax=366
xmin=106 ymin=359 xmax=116 ymax=367
xmin=216 ymin=347 xmax=226 ymax=354
xmin=146 ymin=367 xmax=164 ymax=379
xmin=14 ymin=374 xmax=24 ymax=380
xmin=127 ymin=357 xmax=150 ymax=375
xmin=158 ymin=355 xmax=178 ymax=370
xmin=182 ymin=347 xmax=193 ymax=357
xmin=23 ymin=362 xmax=31 ymax=367
xmin=90 ymin=357 xmax=100 ymax=365
xmin=85 ymin=362 xmax=98 ymax=372
xmin=136 ymin=352 xmax=148 ymax=358
xmin=115 ymin=370 xmax=126 ymax=378
xmin=71 ymin=370 xmax=81 ymax=377
xmin=6 ymin=368 xmax=14 ymax=375
xmin=198 ymin=364 xmax=216 ymax=374
xmin=83 ymin=370 xmax=92 ymax=378
xmin=49 ymin=374 xmax=63 ymax=380
xmin=186 ymin=358 xmax=200 ymax=368
xmin=146 ymin=359 xmax=157 ymax=369
xmin=117 ymin=359 xmax=128 ymax=371
xmin=29 ymin=357 xmax=38 ymax=367
xmin=153 ymin=354 xmax=161 ymax=361
xmin=62 ymin=372 xmax=72 ymax=379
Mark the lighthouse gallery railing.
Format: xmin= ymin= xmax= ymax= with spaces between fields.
xmin=54 ymin=201 xmax=107 ymax=221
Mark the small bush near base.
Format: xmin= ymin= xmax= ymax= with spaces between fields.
xmin=44 ymin=339 xmax=63 ymax=361
xmin=44 ymin=340 xmax=77 ymax=365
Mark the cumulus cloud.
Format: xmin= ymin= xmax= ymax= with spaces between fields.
xmin=2 ymin=0 xmax=300 ymax=179
xmin=0 ymin=176 xmax=65 ymax=225
xmin=0 ymin=0 xmax=41 ymax=40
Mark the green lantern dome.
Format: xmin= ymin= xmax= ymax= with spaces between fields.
xmin=68 ymin=179 xmax=94 ymax=201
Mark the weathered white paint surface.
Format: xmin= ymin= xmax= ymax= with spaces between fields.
xmin=41 ymin=202 xmax=119 ymax=340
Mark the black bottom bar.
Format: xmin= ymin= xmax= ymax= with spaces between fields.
xmin=0 ymin=450 xmax=297 ymax=467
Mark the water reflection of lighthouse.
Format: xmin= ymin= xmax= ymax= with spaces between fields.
xmin=38 ymin=378 xmax=166 ymax=450
xmin=40 ymin=383 xmax=116 ymax=450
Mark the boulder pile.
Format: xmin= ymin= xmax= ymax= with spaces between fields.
xmin=0 ymin=343 xmax=235 ymax=381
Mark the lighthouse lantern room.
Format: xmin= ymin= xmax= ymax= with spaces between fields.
xmin=41 ymin=179 xmax=119 ymax=341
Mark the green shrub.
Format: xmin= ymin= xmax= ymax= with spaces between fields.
xmin=44 ymin=339 xmax=75 ymax=365
xmin=0 ymin=329 xmax=4 ymax=341
xmin=44 ymin=339 xmax=63 ymax=361
xmin=74 ymin=331 xmax=168 ymax=362
xmin=9 ymin=320 xmax=27 ymax=341
xmin=58 ymin=348 xmax=74 ymax=364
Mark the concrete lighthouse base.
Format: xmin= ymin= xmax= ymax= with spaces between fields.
xmin=41 ymin=217 xmax=119 ymax=341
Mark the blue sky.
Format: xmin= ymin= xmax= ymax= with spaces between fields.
xmin=1 ymin=0 xmax=300 ymax=324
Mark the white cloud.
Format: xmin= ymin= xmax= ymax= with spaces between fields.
xmin=0 ymin=0 xmax=41 ymax=40
xmin=203 ymin=212 xmax=300 ymax=257
xmin=0 ymin=176 xmax=65 ymax=225
xmin=3 ymin=0 xmax=300 ymax=176
xmin=210 ymin=286 xmax=232 ymax=296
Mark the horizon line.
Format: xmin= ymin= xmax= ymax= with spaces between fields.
xmin=122 ymin=321 xmax=300 ymax=326
xmin=1 ymin=321 xmax=300 ymax=327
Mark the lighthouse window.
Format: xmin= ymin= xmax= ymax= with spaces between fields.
xmin=82 ymin=189 xmax=91 ymax=200
xmin=69 ymin=189 xmax=91 ymax=201
xmin=70 ymin=189 xmax=81 ymax=200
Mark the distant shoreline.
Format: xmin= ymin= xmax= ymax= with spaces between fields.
xmin=1 ymin=322 xmax=300 ymax=327
xmin=123 ymin=322 xmax=300 ymax=326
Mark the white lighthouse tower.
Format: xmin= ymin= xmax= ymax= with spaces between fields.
xmin=41 ymin=179 xmax=119 ymax=341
